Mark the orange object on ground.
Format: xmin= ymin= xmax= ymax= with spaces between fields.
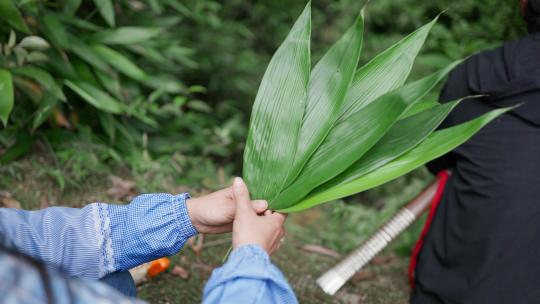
xmin=147 ymin=257 xmax=171 ymax=278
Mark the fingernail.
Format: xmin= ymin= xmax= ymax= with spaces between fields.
xmin=233 ymin=177 xmax=243 ymax=187
xmin=254 ymin=200 xmax=267 ymax=209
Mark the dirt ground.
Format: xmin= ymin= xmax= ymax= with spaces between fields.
xmin=2 ymin=160 xmax=412 ymax=304
xmin=136 ymin=232 xmax=411 ymax=304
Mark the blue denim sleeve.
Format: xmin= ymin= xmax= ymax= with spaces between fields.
xmin=203 ymin=245 xmax=298 ymax=304
xmin=0 ymin=193 xmax=197 ymax=279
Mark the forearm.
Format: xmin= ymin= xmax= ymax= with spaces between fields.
xmin=0 ymin=193 xmax=197 ymax=279
xmin=203 ymin=245 xmax=297 ymax=304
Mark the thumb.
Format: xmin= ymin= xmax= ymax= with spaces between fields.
xmin=232 ymin=177 xmax=253 ymax=214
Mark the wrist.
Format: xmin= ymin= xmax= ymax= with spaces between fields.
xmin=233 ymin=241 xmax=269 ymax=254
xmin=231 ymin=244 xmax=270 ymax=260
xmin=185 ymin=197 xmax=202 ymax=233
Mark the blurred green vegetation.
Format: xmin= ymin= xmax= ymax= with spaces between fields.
xmin=0 ymin=0 xmax=528 ymax=252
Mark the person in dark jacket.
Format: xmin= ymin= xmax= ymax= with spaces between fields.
xmin=411 ymin=1 xmax=540 ymax=303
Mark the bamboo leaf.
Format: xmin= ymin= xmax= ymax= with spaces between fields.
xmin=0 ymin=69 xmax=14 ymax=126
xmin=337 ymin=17 xmax=438 ymax=122
xmin=92 ymin=45 xmax=147 ymax=81
xmin=58 ymin=14 xmax=102 ymax=31
xmin=70 ymin=40 xmax=110 ymax=72
xmin=243 ymin=3 xmax=311 ymax=200
xmin=65 ymin=80 xmax=122 ymax=113
xmin=12 ymin=66 xmax=66 ymax=101
xmin=0 ymin=132 xmax=33 ymax=165
xmin=315 ymin=100 xmax=461 ymax=192
xmin=271 ymin=62 xmax=458 ymax=210
xmin=93 ymin=0 xmax=115 ymax=27
xmin=283 ymin=10 xmax=364 ymax=189
xmin=91 ymin=27 xmax=162 ymax=45
xmin=143 ymin=75 xmax=184 ymax=93
xmin=32 ymin=94 xmax=59 ymax=130
xmin=18 ymin=36 xmax=50 ymax=50
xmin=40 ymin=13 xmax=70 ymax=49
xmin=13 ymin=76 xmax=42 ymax=103
xmin=0 ymin=0 xmax=30 ymax=33
xmin=64 ymin=0 xmax=82 ymax=15
xmin=94 ymin=69 xmax=122 ymax=99
xmin=98 ymin=112 xmax=116 ymax=141
xmin=281 ymin=107 xmax=510 ymax=212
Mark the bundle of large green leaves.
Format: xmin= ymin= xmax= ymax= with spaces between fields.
xmin=243 ymin=3 xmax=507 ymax=212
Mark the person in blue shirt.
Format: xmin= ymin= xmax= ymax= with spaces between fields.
xmin=0 ymin=177 xmax=298 ymax=303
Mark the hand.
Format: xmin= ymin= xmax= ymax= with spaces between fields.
xmin=231 ymin=177 xmax=286 ymax=255
xmin=186 ymin=186 xmax=268 ymax=234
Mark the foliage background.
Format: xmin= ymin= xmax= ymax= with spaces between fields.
xmin=0 ymin=0 xmax=525 ymax=187
xmin=0 ymin=0 xmax=528 ymax=301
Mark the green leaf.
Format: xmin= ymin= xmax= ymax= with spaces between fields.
xmin=58 ymin=13 xmax=102 ymax=31
xmin=65 ymin=80 xmax=122 ymax=113
xmin=187 ymin=100 xmax=212 ymax=112
xmin=13 ymin=76 xmax=42 ymax=103
xmin=70 ymin=40 xmax=109 ymax=72
xmin=93 ymin=0 xmax=115 ymax=27
xmin=94 ymin=69 xmax=122 ymax=99
xmin=283 ymin=10 xmax=365 ymax=189
xmin=400 ymin=99 xmax=440 ymax=119
xmin=0 ymin=0 xmax=30 ymax=33
xmin=7 ymin=30 xmax=15 ymax=48
xmin=64 ymin=0 xmax=82 ymax=15
xmin=0 ymin=69 xmax=14 ymax=126
xmin=32 ymin=93 xmax=59 ymax=130
xmin=91 ymin=27 xmax=162 ymax=45
xmin=26 ymin=51 xmax=48 ymax=63
xmin=45 ymin=48 xmax=77 ymax=79
xmin=12 ymin=66 xmax=66 ymax=101
xmin=281 ymin=107 xmax=510 ymax=212
xmin=243 ymin=3 xmax=311 ymax=200
xmin=98 ymin=112 xmax=116 ymax=141
xmin=40 ymin=13 xmax=70 ymax=49
xmin=72 ymin=59 xmax=99 ymax=85
xmin=143 ymin=75 xmax=184 ymax=93
xmin=129 ymin=45 xmax=171 ymax=65
xmin=0 ymin=132 xmax=33 ymax=165
xmin=316 ymin=100 xmax=460 ymax=193
xmin=337 ymin=16 xmax=438 ymax=122
xmin=92 ymin=45 xmax=147 ymax=81
xmin=270 ymin=63 xmax=458 ymax=210
xmin=18 ymin=36 xmax=50 ymax=50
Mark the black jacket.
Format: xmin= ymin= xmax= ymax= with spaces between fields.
xmin=412 ymin=32 xmax=540 ymax=304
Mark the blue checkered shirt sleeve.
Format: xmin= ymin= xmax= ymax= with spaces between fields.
xmin=0 ymin=193 xmax=197 ymax=279
xmin=203 ymin=244 xmax=298 ymax=303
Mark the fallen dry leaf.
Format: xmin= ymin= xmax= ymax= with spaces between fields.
xmin=107 ymin=176 xmax=137 ymax=201
xmin=302 ymin=244 xmax=341 ymax=259
xmin=171 ymin=265 xmax=189 ymax=279
xmin=189 ymin=234 xmax=205 ymax=255
xmin=0 ymin=191 xmax=22 ymax=209
xmin=370 ymin=254 xmax=395 ymax=265
xmin=192 ymin=262 xmax=214 ymax=274
xmin=352 ymin=270 xmax=374 ymax=282
xmin=53 ymin=108 xmax=71 ymax=129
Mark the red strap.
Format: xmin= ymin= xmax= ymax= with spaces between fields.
xmin=408 ymin=170 xmax=450 ymax=289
